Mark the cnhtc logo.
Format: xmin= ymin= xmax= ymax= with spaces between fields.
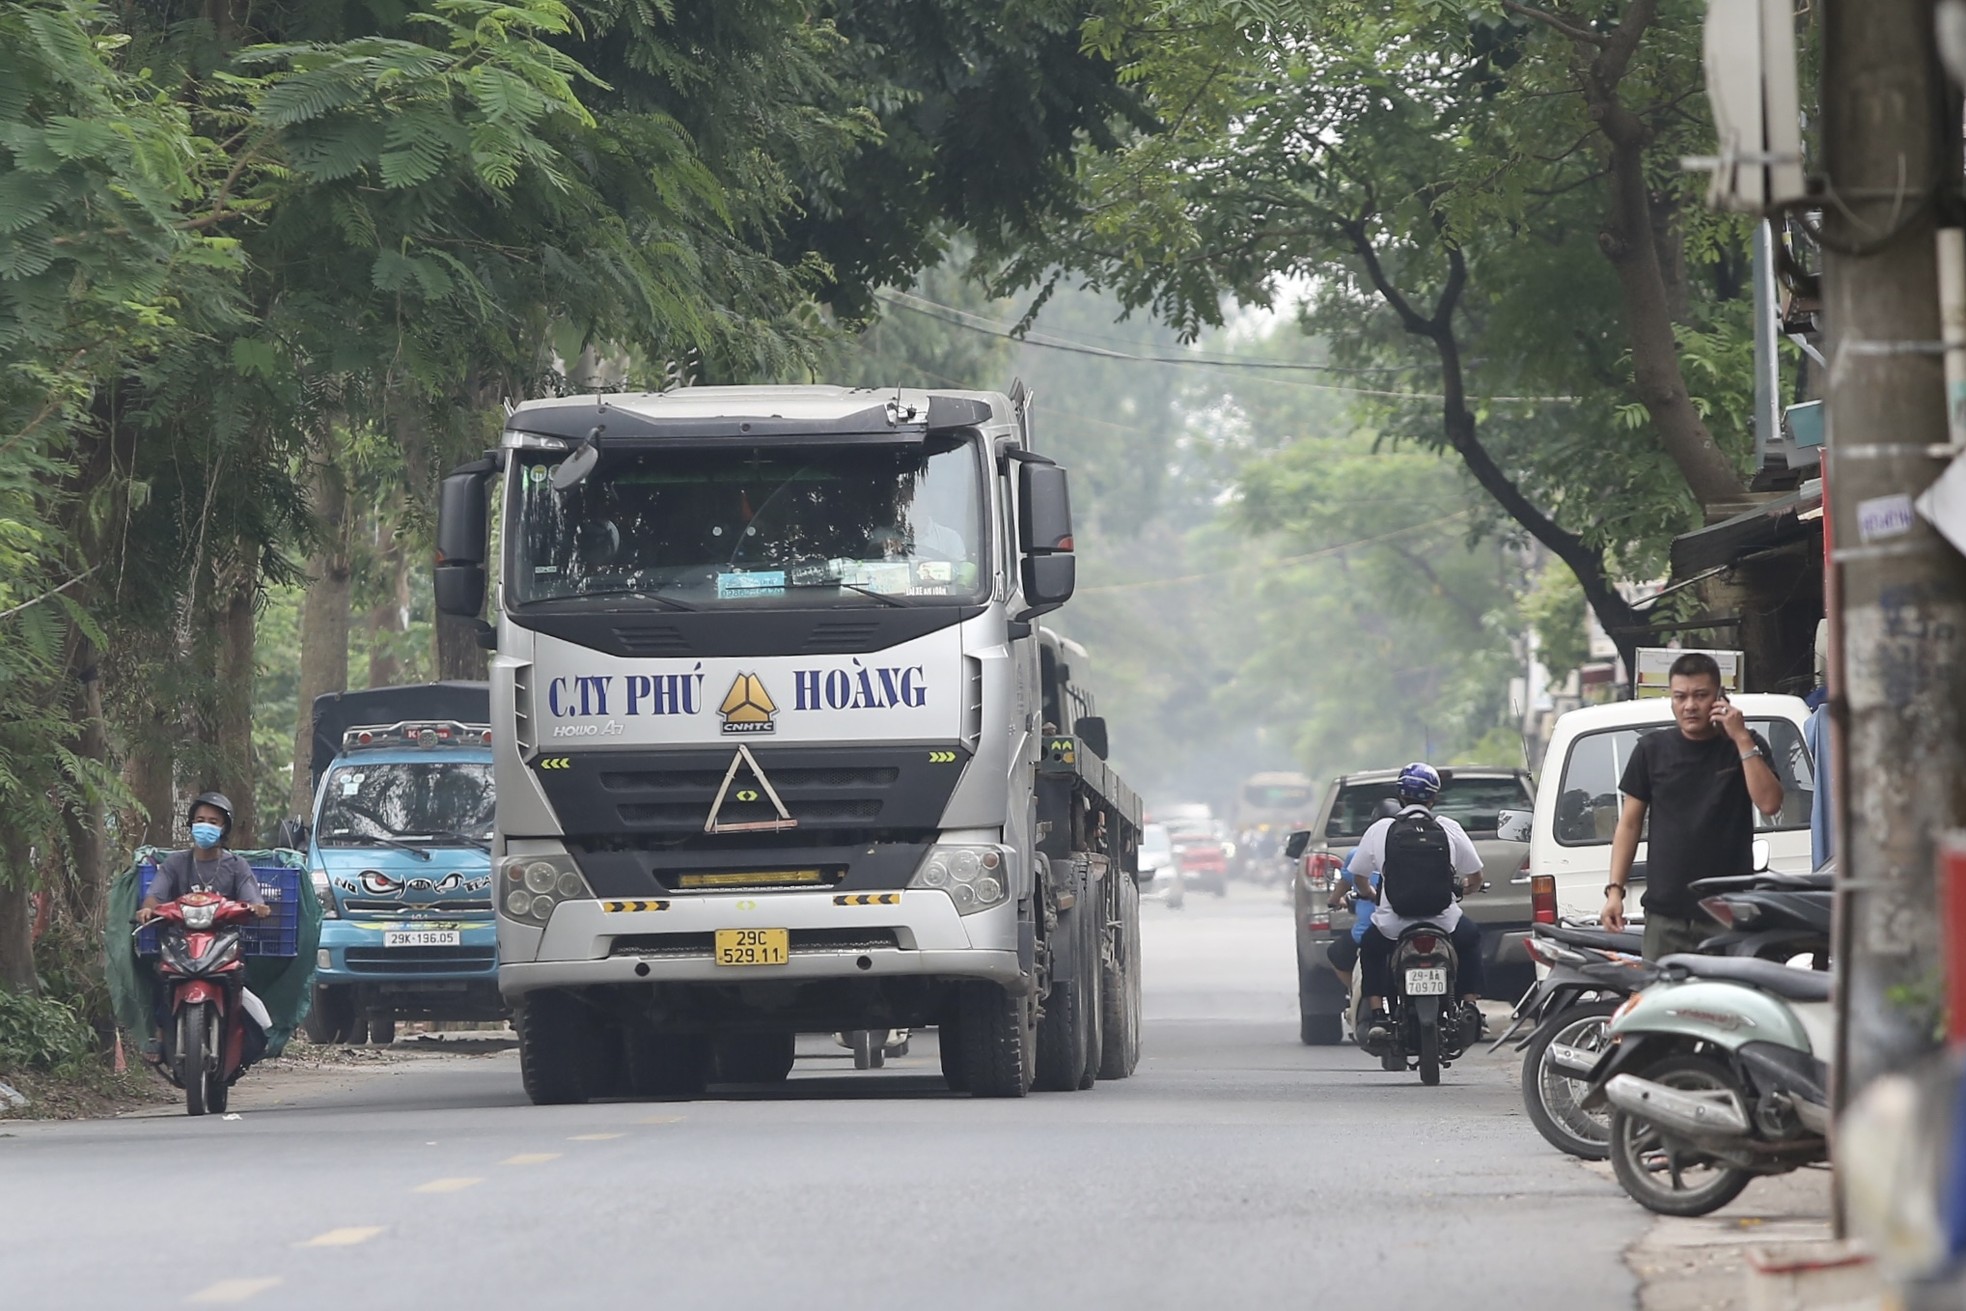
xmin=719 ymin=673 xmax=777 ymax=734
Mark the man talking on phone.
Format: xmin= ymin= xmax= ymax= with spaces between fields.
xmin=1601 ymin=652 xmax=1785 ymax=958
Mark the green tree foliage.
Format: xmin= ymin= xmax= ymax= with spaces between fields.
xmin=994 ymin=0 xmax=1764 ymax=667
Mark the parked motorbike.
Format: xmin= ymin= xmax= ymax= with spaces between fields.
xmin=1582 ymin=951 xmax=1833 ymax=1216
xmin=1691 ymin=878 xmax=1832 ymax=964
xmin=137 ymin=893 xmax=269 ymax=1116
xmin=1495 ymin=923 xmax=1655 ymax=1160
xmin=1377 ymin=923 xmax=1478 ymax=1085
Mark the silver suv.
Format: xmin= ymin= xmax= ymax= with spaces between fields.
xmin=1289 ymin=767 xmax=1534 ymax=1045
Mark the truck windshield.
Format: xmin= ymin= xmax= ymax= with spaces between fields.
xmin=509 ymin=435 xmax=988 ymax=608
xmin=318 ymin=762 xmax=494 ymax=847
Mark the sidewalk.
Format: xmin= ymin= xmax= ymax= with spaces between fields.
xmin=1593 ymin=1165 xmax=1857 ymax=1310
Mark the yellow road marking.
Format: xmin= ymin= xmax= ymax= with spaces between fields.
xmin=569 ymin=1132 xmax=624 ymax=1141
xmin=413 ymin=1177 xmax=484 ymax=1194
xmin=186 ymin=1277 xmax=282 ymax=1304
xmin=500 ymin=1152 xmax=562 ymax=1166
xmin=298 ymin=1227 xmax=384 ymax=1248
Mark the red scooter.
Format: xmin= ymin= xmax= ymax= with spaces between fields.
xmin=137 ymin=893 xmax=267 ymax=1115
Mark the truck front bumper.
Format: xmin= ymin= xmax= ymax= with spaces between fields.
xmin=499 ymin=890 xmax=1022 ymax=998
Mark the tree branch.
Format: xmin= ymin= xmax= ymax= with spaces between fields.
xmin=1502 ymin=1 xmax=1605 ymax=47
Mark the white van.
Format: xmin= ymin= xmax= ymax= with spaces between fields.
xmin=1514 ymin=694 xmax=1817 ymax=922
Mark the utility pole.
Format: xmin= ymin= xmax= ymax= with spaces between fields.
xmin=1822 ymin=0 xmax=1966 ymax=1109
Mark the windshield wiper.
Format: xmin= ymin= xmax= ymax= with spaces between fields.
xmin=783 ymin=579 xmax=913 ymax=609
xmin=572 ymin=587 xmax=697 ymax=610
xmin=417 ymin=829 xmax=492 ymax=853
xmin=326 ymin=833 xmax=433 ymax=861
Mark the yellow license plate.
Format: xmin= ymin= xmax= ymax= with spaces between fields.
xmin=714 ymin=928 xmax=789 ymax=967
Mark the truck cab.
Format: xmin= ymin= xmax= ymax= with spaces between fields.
xmin=432 ymin=385 xmax=1143 ymax=1101
xmin=298 ymin=683 xmax=505 ymax=1044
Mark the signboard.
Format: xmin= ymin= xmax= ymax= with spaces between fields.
xmin=1633 ymin=647 xmax=1745 ymax=699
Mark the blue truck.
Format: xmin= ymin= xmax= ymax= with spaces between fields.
xmin=295 ymin=682 xmax=504 ymax=1044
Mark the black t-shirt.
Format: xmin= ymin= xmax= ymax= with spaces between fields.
xmin=1618 ymin=726 xmax=1772 ymax=918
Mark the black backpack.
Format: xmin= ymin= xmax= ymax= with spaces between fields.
xmin=1380 ymin=810 xmax=1457 ymax=917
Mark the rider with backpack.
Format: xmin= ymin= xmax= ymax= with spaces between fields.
xmin=1345 ymin=763 xmax=1488 ymax=1051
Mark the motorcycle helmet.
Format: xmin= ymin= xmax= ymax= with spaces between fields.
xmin=187 ymin=791 xmax=235 ymax=838
xmin=1395 ymin=762 xmax=1441 ymax=804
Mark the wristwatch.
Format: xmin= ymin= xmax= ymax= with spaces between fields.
xmin=1603 ymin=883 xmax=1626 ymax=897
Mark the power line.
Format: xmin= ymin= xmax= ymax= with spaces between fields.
xmin=1075 ymin=511 xmax=1474 ymax=593
xmin=874 ymin=290 xmax=1578 ymax=405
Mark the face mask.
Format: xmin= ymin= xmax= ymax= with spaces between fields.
xmin=190 ymin=822 xmax=224 ymax=850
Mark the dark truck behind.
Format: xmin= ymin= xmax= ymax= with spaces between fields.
xmin=1290 ymin=766 xmax=1535 ymax=1045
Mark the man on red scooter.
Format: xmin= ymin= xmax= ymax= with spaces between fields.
xmin=136 ymin=792 xmax=269 ymax=1062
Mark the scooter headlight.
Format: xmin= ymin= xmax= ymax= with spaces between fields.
xmin=181 ymin=901 xmax=217 ymax=930
xmin=909 ymin=845 xmax=1009 ymax=915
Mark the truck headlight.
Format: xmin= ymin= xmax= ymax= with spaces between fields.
xmin=500 ymin=854 xmax=593 ymax=927
xmin=909 ymin=845 xmax=1009 ymax=915
xmin=310 ymin=869 xmax=338 ymax=919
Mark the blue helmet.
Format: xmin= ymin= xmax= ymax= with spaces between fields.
xmin=1396 ymin=762 xmax=1441 ymax=804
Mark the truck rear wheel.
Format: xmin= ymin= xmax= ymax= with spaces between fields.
xmin=625 ymin=1024 xmax=711 ymax=1099
xmin=715 ymin=1032 xmax=796 ymax=1084
xmin=1035 ymin=860 xmax=1102 ymax=1093
xmin=516 ymin=992 xmax=596 ymax=1106
xmin=956 ymin=981 xmax=1035 ymax=1097
xmin=1098 ymin=874 xmax=1142 ymax=1079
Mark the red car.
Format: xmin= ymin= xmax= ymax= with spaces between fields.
xmin=1170 ymin=827 xmax=1229 ymax=897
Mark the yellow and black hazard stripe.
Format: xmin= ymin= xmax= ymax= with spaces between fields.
xmin=832 ymin=893 xmax=901 ymax=907
xmin=600 ymin=899 xmax=671 ymax=913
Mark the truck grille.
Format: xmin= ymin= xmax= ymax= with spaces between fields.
xmin=340 ymin=899 xmax=493 ymax=915
xmin=609 ymin=929 xmax=902 ymax=959
xmin=344 ymin=947 xmax=497 ymax=974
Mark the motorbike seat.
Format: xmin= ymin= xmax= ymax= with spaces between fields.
xmin=1538 ymin=923 xmax=1643 ymax=954
xmin=1657 ymin=953 xmax=1833 ymax=1003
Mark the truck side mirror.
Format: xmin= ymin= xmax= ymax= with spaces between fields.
xmin=1016 ymin=462 xmax=1075 ymax=616
xmin=274 ymin=818 xmax=309 ymax=850
xmin=435 ymin=458 xmax=494 ymax=619
xmin=1075 ymin=716 xmax=1109 ymax=760
xmin=1495 ymin=809 xmax=1533 ymax=843
xmin=1283 ymin=830 xmax=1311 ymax=861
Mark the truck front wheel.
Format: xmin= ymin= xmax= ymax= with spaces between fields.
xmin=956 ymin=981 xmax=1035 ymax=1098
xmin=516 ymin=991 xmax=598 ymax=1106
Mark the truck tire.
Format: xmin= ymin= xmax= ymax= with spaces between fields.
xmin=517 ymin=991 xmax=596 ymax=1106
xmin=937 ymin=1018 xmax=968 ymax=1092
xmin=625 ymin=1024 xmax=711 ymax=1099
xmin=1035 ymin=859 xmax=1101 ymax=1093
xmin=1299 ymin=1010 xmax=1343 ymax=1046
xmin=303 ymin=984 xmax=354 ymax=1045
xmin=850 ymin=1029 xmax=883 ymax=1070
xmin=956 ymin=981 xmax=1035 ymax=1098
xmin=367 ymin=1016 xmax=396 ymax=1046
xmin=715 ymin=1032 xmax=796 ymax=1084
xmin=1098 ymin=874 xmax=1142 ymax=1080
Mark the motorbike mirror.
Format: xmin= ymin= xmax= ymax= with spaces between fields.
xmin=1752 ymin=838 xmax=1771 ymax=872
xmin=1495 ymin=809 xmax=1533 ymax=843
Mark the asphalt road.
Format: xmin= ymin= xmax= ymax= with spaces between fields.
xmin=1 ymin=884 xmax=1649 ymax=1310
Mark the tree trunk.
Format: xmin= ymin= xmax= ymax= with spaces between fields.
xmin=289 ymin=454 xmax=354 ymax=822
xmin=367 ymin=498 xmax=411 ymax=688
xmin=59 ymin=638 xmax=111 ymax=930
xmin=0 ymin=831 xmax=38 ymax=993
xmin=214 ymin=565 xmax=258 ymax=846
xmin=125 ymin=710 xmax=177 ymax=849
